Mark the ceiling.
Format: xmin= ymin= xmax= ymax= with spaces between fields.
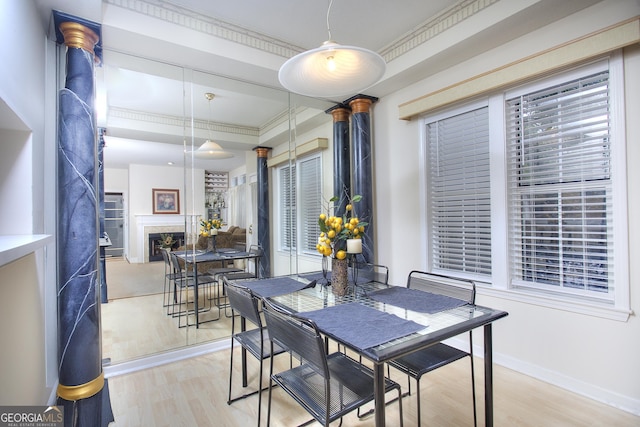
xmin=33 ymin=0 xmax=602 ymax=171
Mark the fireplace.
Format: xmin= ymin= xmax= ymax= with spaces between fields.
xmin=148 ymin=232 xmax=185 ymax=262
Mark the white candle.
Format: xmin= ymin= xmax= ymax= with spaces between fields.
xmin=211 ymin=228 xmax=218 ymax=236
xmin=347 ymin=238 xmax=362 ymax=254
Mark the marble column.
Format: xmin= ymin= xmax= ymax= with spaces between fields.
xmin=327 ymin=106 xmax=351 ymax=215
xmin=54 ymin=13 xmax=112 ymax=427
xmin=254 ymin=147 xmax=272 ymax=278
xmin=349 ymin=96 xmax=378 ymax=264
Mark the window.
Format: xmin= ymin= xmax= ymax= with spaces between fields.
xmin=278 ymin=163 xmax=296 ymax=250
xmin=277 ymin=153 xmax=322 ymax=253
xmin=423 ymin=57 xmax=628 ymax=313
xmin=507 ymin=70 xmax=613 ymax=299
xmin=426 ymin=107 xmax=492 ymax=277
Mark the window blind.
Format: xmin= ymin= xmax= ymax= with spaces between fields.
xmin=298 ymin=156 xmax=322 ymax=252
xmin=427 ymin=107 xmax=492 ymax=276
xmin=506 ymin=70 xmax=613 ymax=296
xmin=279 ymin=164 xmax=296 ymax=250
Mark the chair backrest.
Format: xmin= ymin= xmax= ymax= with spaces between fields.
xmin=160 ymin=248 xmax=171 ymax=272
xmin=407 ymin=270 xmax=476 ymax=305
xmin=224 ymin=278 xmax=262 ymax=327
xmin=354 ymin=262 xmax=389 ymax=285
xmin=262 ymin=299 xmax=328 ymax=377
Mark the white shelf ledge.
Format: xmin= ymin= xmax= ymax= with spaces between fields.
xmin=0 ymin=235 xmax=53 ymax=267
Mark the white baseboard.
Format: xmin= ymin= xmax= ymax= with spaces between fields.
xmin=103 ymin=339 xmax=230 ymax=378
xmin=445 ymin=335 xmax=640 ymax=417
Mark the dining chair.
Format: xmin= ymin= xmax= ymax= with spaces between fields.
xmin=387 ymin=270 xmax=477 ymax=427
xmin=262 ymin=298 xmax=404 ymax=427
xmin=218 ymin=245 xmax=265 ymax=316
xmin=160 ymin=248 xmax=181 ymax=312
xmin=169 ymin=251 xmax=217 ymax=327
xmin=224 ymin=279 xmax=287 ymax=427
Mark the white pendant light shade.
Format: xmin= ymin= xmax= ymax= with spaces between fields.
xmin=195 ymin=139 xmax=234 ymax=159
xmin=279 ymin=41 xmax=386 ymax=98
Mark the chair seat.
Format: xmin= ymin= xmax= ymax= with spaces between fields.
xmin=234 ymin=327 xmax=286 ymax=360
xmin=272 ymin=352 xmax=400 ymax=424
xmin=388 ymin=343 xmax=469 ymax=379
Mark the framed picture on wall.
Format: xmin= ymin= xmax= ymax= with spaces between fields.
xmin=152 ymin=188 xmax=180 ymax=214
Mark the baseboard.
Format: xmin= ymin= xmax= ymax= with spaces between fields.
xmin=103 ymin=339 xmax=231 ymax=378
xmin=444 ymin=335 xmax=640 ymax=417
xmin=493 ymin=350 xmax=640 ymax=417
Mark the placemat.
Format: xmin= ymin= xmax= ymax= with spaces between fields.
xmin=301 ymin=302 xmax=424 ymax=351
xmin=368 ymin=286 xmax=466 ymax=314
xmin=242 ymin=277 xmax=313 ymax=298
xmin=299 ymin=271 xmax=331 ymax=282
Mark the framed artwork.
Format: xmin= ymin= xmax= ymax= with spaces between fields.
xmin=152 ymin=188 xmax=180 ymax=214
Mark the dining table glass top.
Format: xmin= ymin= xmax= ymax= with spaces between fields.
xmin=269 ymin=278 xmax=507 ymax=363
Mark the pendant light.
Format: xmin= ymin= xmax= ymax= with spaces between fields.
xmin=195 ymin=93 xmax=233 ymax=159
xmin=278 ymin=0 xmax=386 ymax=99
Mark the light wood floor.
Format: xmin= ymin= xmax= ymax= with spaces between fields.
xmin=107 ymin=345 xmax=640 ymax=426
xmin=102 ymin=258 xmax=234 ymax=364
xmin=103 ymin=260 xmax=639 ymax=426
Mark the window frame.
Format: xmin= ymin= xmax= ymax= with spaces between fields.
xmin=420 ymin=54 xmax=630 ymax=320
xmin=276 ymin=152 xmax=323 ymax=256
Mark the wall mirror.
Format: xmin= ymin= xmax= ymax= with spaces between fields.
xmin=99 ymin=50 xmax=333 ymax=366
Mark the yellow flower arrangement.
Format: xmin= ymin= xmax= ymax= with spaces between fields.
xmin=200 ymin=218 xmax=223 ymax=236
xmin=158 ymin=233 xmax=177 ymax=248
xmin=316 ymin=194 xmax=367 ymax=259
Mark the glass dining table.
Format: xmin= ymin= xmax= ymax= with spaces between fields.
xmin=263 ymin=278 xmax=509 ymax=427
xmin=174 ymin=248 xmax=260 ymax=327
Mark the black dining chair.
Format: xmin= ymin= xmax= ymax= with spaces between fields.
xmin=387 ymin=270 xmax=477 ymax=427
xmin=224 ymin=279 xmax=287 ymax=427
xmin=169 ymin=251 xmax=217 ymax=327
xmin=262 ymin=298 xmax=404 ymax=427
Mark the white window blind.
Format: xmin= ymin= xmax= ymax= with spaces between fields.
xmin=298 ymin=156 xmax=322 ymax=252
xmin=506 ymin=70 xmax=613 ymax=298
xmin=278 ymin=164 xmax=296 ymax=250
xmin=427 ymin=107 xmax=492 ymax=277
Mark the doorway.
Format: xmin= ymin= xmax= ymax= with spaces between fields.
xmin=105 ymin=193 xmax=124 ymax=258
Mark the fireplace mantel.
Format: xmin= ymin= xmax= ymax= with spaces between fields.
xmin=134 ymin=214 xmax=199 ymax=262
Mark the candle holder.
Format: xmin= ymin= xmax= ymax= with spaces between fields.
xmin=346 ymin=238 xmax=363 ymax=293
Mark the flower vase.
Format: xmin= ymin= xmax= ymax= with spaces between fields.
xmin=331 ymin=257 xmax=348 ymax=296
xmin=207 ymin=235 xmax=217 ymax=252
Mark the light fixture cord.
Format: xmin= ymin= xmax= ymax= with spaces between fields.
xmin=326 ymin=0 xmax=334 ymax=40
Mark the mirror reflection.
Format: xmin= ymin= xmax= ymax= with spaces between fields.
xmin=100 ymin=50 xmax=333 ymax=365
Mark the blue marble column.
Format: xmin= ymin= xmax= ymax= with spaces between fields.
xmin=349 ymin=96 xmax=378 ymax=264
xmin=327 ymin=106 xmax=351 ymax=214
xmin=254 ymin=147 xmax=272 ymax=278
xmin=54 ymin=13 xmax=112 ymax=427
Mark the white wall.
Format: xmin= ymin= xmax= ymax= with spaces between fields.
xmin=0 ymin=0 xmax=56 ymax=405
xmin=108 ymin=164 xmax=205 ymax=262
xmin=373 ymin=1 xmax=640 ymax=413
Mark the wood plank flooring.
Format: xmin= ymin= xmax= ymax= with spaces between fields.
xmin=103 ymin=258 xmax=639 ymax=426
xmin=107 ymin=346 xmax=640 ymax=426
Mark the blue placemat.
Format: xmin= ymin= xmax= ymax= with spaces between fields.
xmin=368 ymin=286 xmax=466 ymax=314
xmin=242 ymin=277 xmax=313 ymax=298
xmin=299 ymin=271 xmax=331 ymax=282
xmin=301 ymin=303 xmax=424 ymax=351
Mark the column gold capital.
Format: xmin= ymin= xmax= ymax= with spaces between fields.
xmin=349 ymin=98 xmax=373 ymax=114
xmin=59 ymin=21 xmax=100 ymax=57
xmin=253 ymin=147 xmax=272 ymax=158
xmin=331 ymin=108 xmax=351 ymax=123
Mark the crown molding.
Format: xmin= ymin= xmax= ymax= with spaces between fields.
xmin=109 ymin=107 xmax=260 ymax=137
xmin=104 ymin=0 xmax=495 ymax=64
xmin=104 ymin=0 xmax=303 ymax=58
xmin=379 ymin=0 xmax=499 ymax=62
